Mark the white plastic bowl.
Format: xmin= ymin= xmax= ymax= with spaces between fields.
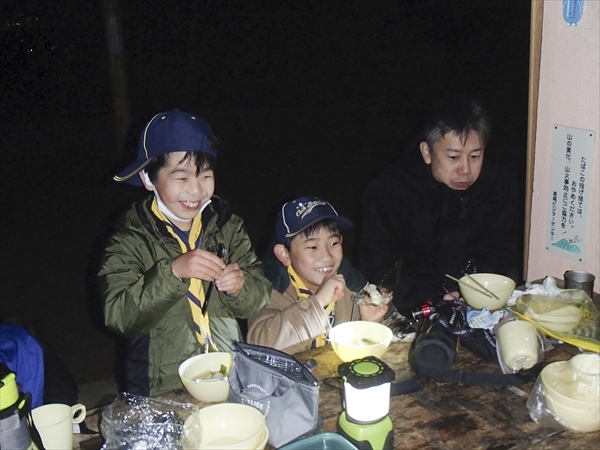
xmin=544 ymin=391 xmax=600 ymax=432
xmin=182 ymin=403 xmax=266 ymax=450
xmin=541 ymin=354 xmax=600 ymax=401
xmin=458 ymin=273 xmax=515 ymax=311
xmin=525 ymin=305 xmax=583 ymax=333
xmin=328 ymin=321 xmax=392 ymax=362
xmin=570 ymin=353 xmax=600 ymax=396
xmin=540 ymin=359 xmax=600 ymax=432
xmin=541 ymin=359 xmax=600 ymax=405
xmin=254 ymin=426 xmax=269 ymax=450
xmin=178 ymin=352 xmax=232 ymax=403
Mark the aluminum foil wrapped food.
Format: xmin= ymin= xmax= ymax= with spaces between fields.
xmin=354 ymin=283 xmax=393 ymax=306
xmin=354 ymin=283 xmax=416 ymax=342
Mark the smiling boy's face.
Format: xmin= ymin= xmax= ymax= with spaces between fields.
xmin=275 ymin=225 xmax=344 ymax=293
xmin=140 ymin=151 xmax=214 ymax=230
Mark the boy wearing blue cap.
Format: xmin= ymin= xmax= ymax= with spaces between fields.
xmin=98 ymin=110 xmax=271 ymax=396
xmin=247 ymin=197 xmax=389 ymax=355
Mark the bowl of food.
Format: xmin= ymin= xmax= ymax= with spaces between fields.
xmin=182 ymin=403 xmax=266 ymax=450
xmin=458 ymin=273 xmax=516 ymax=311
xmin=328 ymin=321 xmax=393 ymax=362
xmin=178 ymin=352 xmax=232 ymax=403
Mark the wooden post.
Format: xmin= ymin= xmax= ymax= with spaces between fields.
xmin=524 ymin=0 xmax=544 ymax=279
xmin=103 ymin=0 xmax=130 ymax=162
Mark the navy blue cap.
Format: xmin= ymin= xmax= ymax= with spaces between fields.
xmin=275 ymin=196 xmax=352 ymax=244
xmin=114 ymin=110 xmax=217 ymax=185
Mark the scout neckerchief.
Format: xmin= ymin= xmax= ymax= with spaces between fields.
xmin=151 ymin=199 xmax=218 ymax=352
xmin=287 ymin=266 xmax=335 ymax=348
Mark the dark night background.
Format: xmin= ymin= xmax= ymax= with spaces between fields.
xmin=1 ymin=0 xmax=531 ymax=386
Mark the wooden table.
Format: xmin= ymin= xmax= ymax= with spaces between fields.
xmin=75 ymin=338 xmax=599 ymax=450
xmin=75 ymin=279 xmax=600 ymax=449
xmin=309 ymin=342 xmax=600 ymax=449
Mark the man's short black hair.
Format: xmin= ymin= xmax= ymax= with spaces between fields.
xmin=422 ymin=96 xmax=490 ymax=149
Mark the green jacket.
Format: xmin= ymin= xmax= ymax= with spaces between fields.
xmin=98 ymin=195 xmax=271 ymax=396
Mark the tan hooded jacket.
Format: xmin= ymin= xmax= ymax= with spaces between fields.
xmin=247 ymin=282 xmax=359 ymax=355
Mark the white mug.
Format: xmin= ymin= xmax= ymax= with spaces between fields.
xmin=31 ymin=403 xmax=86 ymax=450
xmin=496 ymin=320 xmax=539 ymax=371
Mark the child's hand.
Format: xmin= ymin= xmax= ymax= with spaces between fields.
xmin=215 ymin=263 xmax=244 ymax=297
xmin=171 ymin=249 xmax=226 ymax=282
xmin=358 ymin=302 xmax=389 ymax=323
xmin=315 ymin=274 xmax=346 ymax=307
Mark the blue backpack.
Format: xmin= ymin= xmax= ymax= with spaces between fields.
xmin=0 ymin=323 xmax=45 ymax=408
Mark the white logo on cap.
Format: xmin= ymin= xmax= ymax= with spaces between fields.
xmin=296 ymin=200 xmax=328 ymax=219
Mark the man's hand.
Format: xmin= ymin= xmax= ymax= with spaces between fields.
xmin=171 ymin=249 xmax=226 ymax=281
xmin=443 ymin=290 xmax=460 ymax=301
xmin=215 ymin=263 xmax=244 ymax=297
xmin=314 ymin=274 xmax=346 ymax=307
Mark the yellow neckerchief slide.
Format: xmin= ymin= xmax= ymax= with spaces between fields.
xmin=288 ymin=265 xmax=335 ymax=348
xmin=151 ymin=199 xmax=218 ymax=352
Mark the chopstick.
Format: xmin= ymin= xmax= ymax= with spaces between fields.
xmin=202 ymin=282 xmax=216 ymax=315
xmin=444 ymin=274 xmax=493 ymax=299
xmin=462 ymin=272 xmax=500 ymax=300
xmin=202 ymin=244 xmax=228 ymax=315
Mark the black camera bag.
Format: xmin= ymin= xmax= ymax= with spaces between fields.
xmin=390 ymin=301 xmax=540 ymax=396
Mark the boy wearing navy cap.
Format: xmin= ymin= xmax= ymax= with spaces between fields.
xmin=247 ymin=197 xmax=389 ymax=354
xmin=98 ymin=110 xmax=271 ymax=396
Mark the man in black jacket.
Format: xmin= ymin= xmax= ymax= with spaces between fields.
xmin=358 ymin=97 xmax=520 ymax=315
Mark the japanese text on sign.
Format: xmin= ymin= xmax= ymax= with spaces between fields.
xmin=546 ymin=125 xmax=595 ymax=262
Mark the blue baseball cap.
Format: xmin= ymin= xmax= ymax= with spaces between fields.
xmin=114 ymin=110 xmax=217 ymax=185
xmin=275 ymin=196 xmax=352 ymax=244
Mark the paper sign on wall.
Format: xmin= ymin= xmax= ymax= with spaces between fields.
xmin=546 ymin=125 xmax=595 ymax=262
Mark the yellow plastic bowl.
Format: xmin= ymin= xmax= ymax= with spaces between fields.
xmin=459 ymin=273 xmax=515 ymax=311
xmin=182 ymin=403 xmax=266 ymax=450
xmin=540 ymin=359 xmax=600 ymax=431
xmin=254 ymin=426 xmax=269 ymax=450
xmin=544 ymin=391 xmax=600 ymax=432
xmin=525 ymin=305 xmax=583 ymax=333
xmin=541 ymin=359 xmax=600 ymax=406
xmin=328 ymin=321 xmax=392 ymax=362
xmin=178 ymin=352 xmax=232 ymax=403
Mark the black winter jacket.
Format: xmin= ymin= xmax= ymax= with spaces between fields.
xmin=358 ymin=144 xmax=520 ymax=314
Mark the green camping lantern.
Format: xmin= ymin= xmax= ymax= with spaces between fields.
xmin=337 ymin=356 xmax=395 ymax=450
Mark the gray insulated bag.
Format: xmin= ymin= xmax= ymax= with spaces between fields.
xmin=228 ymin=341 xmax=321 ymax=448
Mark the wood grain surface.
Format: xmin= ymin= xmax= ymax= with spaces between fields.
xmin=75 ymin=338 xmax=599 ymax=450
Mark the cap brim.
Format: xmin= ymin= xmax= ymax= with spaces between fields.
xmin=113 ymin=159 xmax=153 ymax=186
